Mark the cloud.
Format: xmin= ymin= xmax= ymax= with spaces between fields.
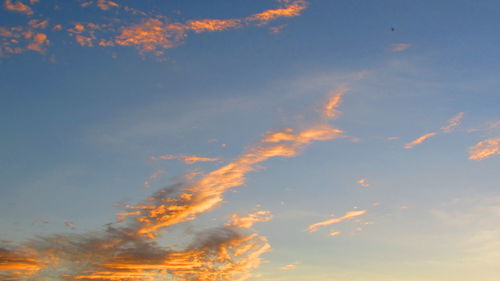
xmin=357 ymin=178 xmax=370 ymax=188
xmin=148 ymin=154 xmax=219 ymax=164
xmin=148 ymin=168 xmax=166 ymax=180
xmin=269 ymin=24 xmax=287 ymax=34
xmin=390 ymin=43 xmax=411 ymax=52
xmin=323 ymin=88 xmax=349 ymax=119
xmin=403 ymin=132 xmax=437 ymax=149
xmin=468 ymin=138 xmax=500 ymax=160
xmin=307 ymin=210 xmax=367 ymax=233
xmin=4 ymin=0 xmax=33 ymax=15
xmin=246 ymin=0 xmax=308 ymax=23
xmin=1 ymin=0 xmax=310 ymax=57
xmin=226 ymin=210 xmax=273 ymax=229
xmin=0 ymin=89 xmax=348 ymax=280
xmin=441 ymin=112 xmax=464 ymax=133
xmin=280 ymin=261 xmax=300 ymax=271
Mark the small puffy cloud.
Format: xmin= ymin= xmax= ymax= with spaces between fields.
xmin=4 ymin=0 xmax=33 ymax=15
xmin=404 ymin=132 xmax=437 ymax=149
xmin=468 ymin=138 xmax=500 ymax=161
xmin=357 ymin=178 xmax=370 ymax=188
xmin=391 ymin=43 xmax=411 ymax=52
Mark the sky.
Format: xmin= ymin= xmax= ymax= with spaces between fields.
xmin=1 ymin=0 xmax=500 ymax=280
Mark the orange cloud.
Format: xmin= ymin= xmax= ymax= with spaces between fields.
xmin=391 ymin=43 xmax=411 ymax=52
xmin=357 ymin=178 xmax=370 ymax=188
xmin=323 ymin=88 xmax=349 ymax=119
xmin=403 ymin=132 xmax=437 ymax=149
xmin=441 ymin=112 xmax=464 ymax=133
xmin=122 ymin=94 xmax=345 ymax=237
xmin=227 ymin=210 xmax=273 ymax=229
xmin=468 ymin=138 xmax=500 ymax=161
xmin=114 ymin=0 xmax=308 ymax=55
xmin=0 ymin=24 xmax=49 ymax=56
xmin=2 ymin=0 xmax=310 ymax=57
xmin=115 ymin=19 xmax=186 ymax=55
xmin=4 ymin=0 xmax=33 ymax=15
xmin=0 ymin=89 xmax=344 ymax=281
xmin=329 ymin=231 xmax=341 ymax=237
xmin=186 ymin=19 xmax=242 ymax=33
xmin=247 ymin=0 xmax=308 ymax=23
xmin=307 ymin=210 xmax=367 ymax=233
xmin=148 ymin=168 xmax=166 ymax=180
xmin=0 ymin=249 xmax=40 ymax=280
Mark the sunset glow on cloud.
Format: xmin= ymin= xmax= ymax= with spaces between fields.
xmin=404 ymin=132 xmax=437 ymax=149
xmin=2 ymin=1 xmax=500 ymax=281
xmin=468 ymin=138 xmax=500 ymax=160
xmin=0 ymin=0 xmax=309 ymax=57
xmin=307 ymin=210 xmax=367 ymax=233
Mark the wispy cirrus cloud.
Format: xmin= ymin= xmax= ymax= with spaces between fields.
xmin=468 ymin=137 xmax=500 ymax=160
xmin=226 ymin=210 xmax=273 ymax=229
xmin=307 ymin=210 xmax=367 ymax=233
xmin=1 ymin=0 xmax=309 ymax=57
xmin=403 ymin=132 xmax=437 ymax=149
xmin=0 ymin=88 xmax=348 ymax=281
xmin=441 ymin=112 xmax=464 ymax=133
xmin=4 ymin=0 xmax=34 ymax=15
xmin=404 ymin=112 xmax=466 ymax=149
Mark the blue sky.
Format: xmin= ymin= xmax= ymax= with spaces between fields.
xmin=1 ymin=1 xmax=500 ymax=280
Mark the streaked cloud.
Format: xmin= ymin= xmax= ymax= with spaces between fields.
xmin=441 ymin=112 xmax=464 ymax=133
xmin=307 ymin=210 xmax=367 ymax=233
xmin=390 ymin=43 xmax=411 ymax=52
xmin=0 ymin=90 xmax=347 ymax=280
xmin=1 ymin=0 xmax=309 ymax=57
xmin=81 ymin=0 xmax=119 ymax=11
xmin=323 ymin=88 xmax=349 ymax=119
xmin=227 ymin=210 xmax=273 ymax=229
xmin=247 ymin=0 xmax=307 ymax=23
xmin=403 ymin=132 xmax=437 ymax=149
xmin=468 ymin=138 xmax=500 ymax=160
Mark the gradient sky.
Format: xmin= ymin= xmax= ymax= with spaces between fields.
xmin=1 ymin=1 xmax=500 ymax=281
